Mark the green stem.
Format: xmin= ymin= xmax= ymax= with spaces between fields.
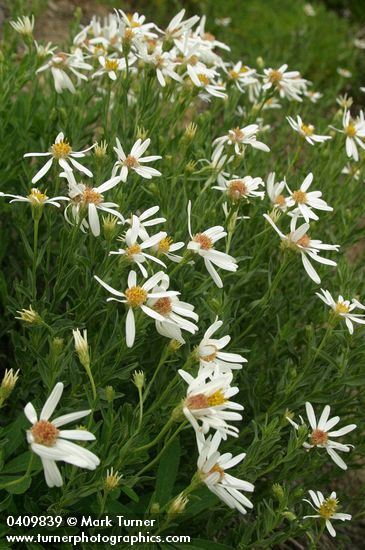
xmin=136 ymin=421 xmax=187 ymax=477
xmin=32 ymin=216 xmax=40 ymax=302
xmin=142 ymin=344 xmax=171 ymax=404
xmin=0 ymin=453 xmax=34 ymax=489
xmin=133 ymin=415 xmax=176 ymax=453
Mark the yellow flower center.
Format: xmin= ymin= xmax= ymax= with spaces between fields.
xmin=198 ymin=73 xmax=210 ymax=86
xmin=229 ymin=69 xmax=239 ymax=80
xmin=127 ymin=14 xmax=141 ymax=27
xmin=31 ymin=420 xmax=59 ymax=446
xmin=345 ymin=124 xmax=356 ymax=137
xmin=318 ymin=497 xmax=338 ymax=520
xmin=228 ymin=179 xmax=248 ymax=200
xmin=105 ymin=59 xmax=119 ymax=72
xmin=301 ymin=123 xmax=315 ymax=136
xmin=124 ymin=155 xmax=139 ymax=168
xmin=275 ymin=194 xmax=286 ymax=207
xmin=335 ymin=301 xmax=350 ymax=314
xmin=153 ymin=297 xmax=172 ymax=315
xmin=82 ymin=187 xmax=103 ymax=204
xmin=186 ymin=389 xmax=226 ymax=409
xmin=125 ymin=286 xmax=147 ymax=307
xmin=158 ymin=236 xmax=173 ymax=254
xmin=292 ymin=190 xmax=307 ymax=204
xmin=268 ymin=70 xmax=282 ymax=84
xmin=193 ymin=233 xmax=213 ymax=250
xmin=51 ymin=140 xmax=72 ymax=159
xmin=310 ymin=429 xmax=328 ymax=446
xmin=230 ymin=127 xmax=245 ymax=142
xmin=207 ymin=389 xmax=226 ymax=406
xmin=126 ymin=244 xmax=142 ymax=256
xmin=28 ymin=188 xmax=48 ymax=204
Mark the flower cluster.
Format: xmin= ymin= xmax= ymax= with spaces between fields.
xmin=3 ymin=4 xmax=363 ymax=541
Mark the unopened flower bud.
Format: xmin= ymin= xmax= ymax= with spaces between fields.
xmin=94 ymin=140 xmax=108 ymax=159
xmin=136 ymin=126 xmax=148 ymax=141
xmin=132 ymin=370 xmax=145 ymax=390
xmin=282 ymin=511 xmax=296 ymax=521
xmin=0 ymin=368 xmax=20 ymax=400
xmin=104 ymin=467 xmax=123 ymax=491
xmin=272 ymin=483 xmax=284 ymax=500
xmin=168 ymin=494 xmax=189 ymax=515
xmin=182 ymin=123 xmax=197 ymax=143
xmin=185 ymin=160 xmax=196 ymax=174
xmin=51 ymin=337 xmax=64 ymax=355
xmin=150 ymin=502 xmax=160 ymax=514
xmin=105 ymin=385 xmax=115 ymax=402
xmin=256 ymin=56 xmax=265 ymax=68
xmin=15 ymin=305 xmax=42 ymax=325
xmin=169 ymin=339 xmax=183 ymax=352
xmin=102 ymin=214 xmax=118 ymax=241
xmin=73 ymin=328 xmax=90 ymax=368
xmin=10 ymin=15 xmax=35 ymax=38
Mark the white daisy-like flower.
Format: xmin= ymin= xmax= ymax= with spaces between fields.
xmin=0 ymin=188 xmax=69 ymax=209
xmin=225 ymin=62 xmax=258 ymax=93
xmin=34 ymin=40 xmax=56 ymax=60
xmin=61 ymin=170 xmax=123 ymax=237
xmin=187 ymin=69 xmax=227 ymax=100
xmin=124 ymin=206 xmax=166 ymax=240
xmin=332 ymin=109 xmax=365 ymax=162
xmin=286 ymin=116 xmax=332 ymax=145
xmin=36 ymin=50 xmax=92 ymax=94
xmin=262 ymin=97 xmax=282 ymax=110
xmin=198 ymin=319 xmax=247 ymax=374
xmin=341 ymin=163 xmax=361 ymax=180
xmin=304 ymin=90 xmax=323 ymax=103
xmin=285 ymin=173 xmax=332 ymax=222
xmin=117 ymin=9 xmax=157 ymax=34
xmin=10 ymin=15 xmax=34 ymax=37
xmin=24 ymin=132 xmax=94 ymax=184
xmin=354 ymin=38 xmax=365 ymax=49
xmin=24 ymin=382 xmax=99 ymax=487
xmin=214 ymin=17 xmax=231 ymax=27
xmin=138 ymin=46 xmax=182 ymax=87
xmin=163 ymin=9 xmax=200 ymax=41
xmin=153 ymin=235 xmax=185 ymax=263
xmin=303 ymin=491 xmax=351 ymax=537
xmin=263 ymin=214 xmax=339 ymax=284
xmin=110 ymin=215 xmax=167 ymax=277
xmin=197 ymin=431 xmax=254 ymax=514
xmin=303 ymin=3 xmax=316 ymax=16
xmin=337 ymin=67 xmax=352 ymax=79
xmin=187 ymin=201 xmax=238 ymax=288
xmin=213 ymin=175 xmax=265 ymax=201
xmin=262 ymin=64 xmax=308 ymax=101
xmin=93 ymin=56 xmax=127 ymax=80
xmin=94 ymin=270 xmax=179 ymax=347
xmin=147 ymin=273 xmax=198 ymax=344
xmin=266 ymin=172 xmax=290 ymax=211
xmin=179 ymin=369 xmax=243 ymax=439
xmin=316 ymin=289 xmax=365 ymax=334
xmin=214 ymin=125 xmax=270 ymax=155
xmin=287 ymin=402 xmax=356 ymax=470
xmin=201 ymin=146 xmax=233 ymax=187
xmin=112 ymin=138 xmax=162 ymax=182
